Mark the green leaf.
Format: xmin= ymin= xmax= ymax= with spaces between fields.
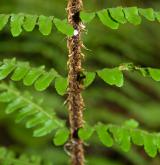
xmin=38 ymin=15 xmax=53 ymax=35
xmin=97 ymin=68 xmax=124 ymax=87
xmin=148 ymin=68 xmax=160 ymax=81
xmin=124 ymin=119 xmax=139 ymax=128
xmin=10 ymin=14 xmax=24 ymax=37
xmin=95 ymin=123 xmax=113 ymax=147
xmin=123 ymin=7 xmax=142 ymax=25
xmin=0 ymin=14 xmax=10 ymax=31
xmin=155 ymin=134 xmax=160 ymax=150
xmin=110 ymin=126 xmax=123 ymax=143
xmin=23 ymin=66 xmax=45 ymax=86
xmin=143 ymin=132 xmax=157 ymax=158
xmin=53 ymin=128 xmax=70 ymax=146
xmin=78 ymin=124 xmax=94 ymax=140
xmin=55 ymin=76 xmax=67 ymax=95
xmin=110 ymin=126 xmax=131 ymax=152
xmin=5 ymin=98 xmax=27 ymax=114
xmin=130 ymin=129 xmax=143 ymax=146
xmin=54 ymin=18 xmax=74 ymax=36
xmin=11 ymin=62 xmax=30 ymax=81
xmin=33 ymin=120 xmax=59 ymax=137
xmin=23 ymin=14 xmax=38 ymax=32
xmin=97 ymin=9 xmax=119 ymax=29
xmin=155 ymin=12 xmax=160 ymax=22
xmin=139 ymin=8 xmax=155 ymax=21
xmin=80 ymin=12 xmax=95 ymax=23
xmin=119 ymin=128 xmax=131 ymax=152
xmin=34 ymin=69 xmax=58 ymax=91
xmin=26 ymin=112 xmax=48 ymax=128
xmin=0 ymin=91 xmax=16 ymax=102
xmin=84 ymin=72 xmax=96 ymax=88
xmin=109 ymin=7 xmax=127 ymax=24
xmin=0 ymin=59 xmax=16 ymax=80
xmin=15 ymin=105 xmax=36 ymax=123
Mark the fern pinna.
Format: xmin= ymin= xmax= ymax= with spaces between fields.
xmin=0 ymin=0 xmax=160 ymax=165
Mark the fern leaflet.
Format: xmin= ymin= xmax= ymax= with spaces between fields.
xmin=78 ymin=119 xmax=160 ymax=158
xmin=0 ymin=82 xmax=66 ymax=138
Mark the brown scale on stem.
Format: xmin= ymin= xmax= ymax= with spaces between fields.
xmin=66 ymin=0 xmax=85 ymax=165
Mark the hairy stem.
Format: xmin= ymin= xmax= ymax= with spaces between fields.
xmin=67 ymin=0 xmax=85 ymax=165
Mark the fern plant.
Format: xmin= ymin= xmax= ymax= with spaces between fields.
xmin=0 ymin=0 xmax=160 ymax=165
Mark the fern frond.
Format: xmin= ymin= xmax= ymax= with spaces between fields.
xmin=78 ymin=119 xmax=160 ymax=158
xmin=80 ymin=7 xmax=160 ymax=29
xmin=2 ymin=59 xmax=160 ymax=91
xmin=3 ymin=58 xmax=160 ymax=90
xmin=0 ymin=7 xmax=159 ymax=37
xmin=0 ymin=82 xmax=66 ymax=138
xmin=88 ymin=63 xmax=160 ymax=87
xmin=0 ymin=58 xmax=68 ymax=95
xmin=0 ymin=13 xmax=74 ymax=36
xmin=97 ymin=63 xmax=160 ymax=87
xmin=0 ymin=58 xmax=97 ymax=94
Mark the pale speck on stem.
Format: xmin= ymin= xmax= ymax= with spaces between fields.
xmin=74 ymin=29 xmax=79 ymax=36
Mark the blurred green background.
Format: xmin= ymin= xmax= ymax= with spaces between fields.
xmin=0 ymin=0 xmax=160 ymax=165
